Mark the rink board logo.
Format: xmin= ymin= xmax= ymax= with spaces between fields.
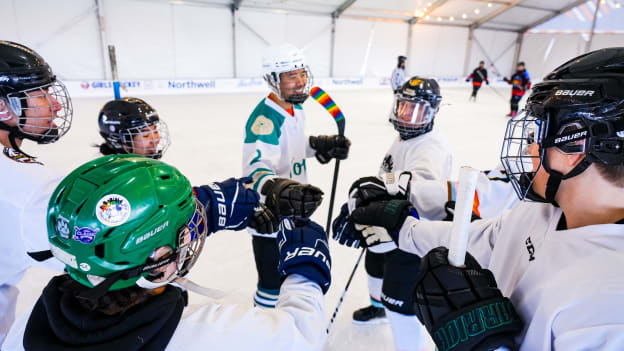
xmin=74 ymin=227 xmax=100 ymax=244
xmin=96 ymin=194 xmax=131 ymax=227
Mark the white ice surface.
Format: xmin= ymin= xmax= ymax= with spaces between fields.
xmin=15 ymin=85 xmax=520 ymax=351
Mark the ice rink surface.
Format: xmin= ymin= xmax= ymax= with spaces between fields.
xmin=16 ymin=85 xmax=521 ymax=351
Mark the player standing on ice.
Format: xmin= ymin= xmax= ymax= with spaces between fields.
xmin=333 ymin=76 xmax=451 ymax=351
xmin=242 ymin=43 xmax=350 ymax=309
xmin=350 ymin=48 xmax=624 ymax=351
xmin=504 ymin=61 xmax=531 ymax=117
xmin=97 ymin=97 xmax=170 ymax=159
xmin=391 ymin=55 xmax=407 ymax=94
xmin=0 ymin=40 xmax=73 ymax=344
xmin=466 ymin=60 xmax=489 ymax=102
xmin=2 ymin=155 xmax=332 ymax=351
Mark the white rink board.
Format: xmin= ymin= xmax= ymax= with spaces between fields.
xmin=16 ymin=86 xmax=519 ymax=351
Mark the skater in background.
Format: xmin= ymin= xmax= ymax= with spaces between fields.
xmin=466 ymin=60 xmax=489 ymax=102
xmin=3 ymin=155 xmax=332 ymax=351
xmin=97 ymin=97 xmax=170 ymax=159
xmin=504 ymin=61 xmax=531 ymax=117
xmin=391 ymin=55 xmax=407 ymax=94
xmin=242 ymin=43 xmax=350 ymax=309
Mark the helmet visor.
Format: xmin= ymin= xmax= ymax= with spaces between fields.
xmin=390 ymin=97 xmax=435 ymax=128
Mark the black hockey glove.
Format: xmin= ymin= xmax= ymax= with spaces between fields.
xmin=442 ymin=200 xmax=482 ymax=222
xmin=465 ymin=78 xmax=470 ymax=82
xmin=503 ymin=77 xmax=510 ymax=83
xmin=414 ymin=247 xmax=523 ymax=351
xmin=331 ymin=203 xmax=365 ymax=249
xmin=348 ymin=172 xmax=411 ymax=210
xmin=350 ymin=200 xmax=418 ymax=248
xmin=249 ymin=204 xmax=279 ymax=234
xmin=486 ymin=80 xmax=490 ymax=85
xmin=261 ymin=178 xmax=323 ymax=218
xmin=309 ymin=135 xmax=351 ymax=164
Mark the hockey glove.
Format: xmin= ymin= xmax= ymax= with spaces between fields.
xmin=261 ymin=178 xmax=323 ymax=218
xmin=348 ymin=172 xmax=411 ymax=212
xmin=278 ymin=217 xmax=332 ymax=294
xmin=309 ymin=134 xmax=351 ymax=164
xmin=350 ymin=200 xmax=418 ymax=250
xmin=486 ymin=80 xmax=490 ymax=85
xmin=249 ymin=203 xmax=279 ymax=235
xmin=193 ymin=177 xmax=259 ymax=234
xmin=414 ymin=247 xmax=523 ymax=351
xmin=331 ymin=203 xmax=365 ymax=249
xmin=465 ymin=78 xmax=470 ymax=82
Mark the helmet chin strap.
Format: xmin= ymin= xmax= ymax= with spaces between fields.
xmin=285 ymin=93 xmax=309 ymax=104
xmin=542 ymin=153 xmax=591 ymax=204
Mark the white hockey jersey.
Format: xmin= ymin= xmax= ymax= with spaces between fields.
xmin=398 ymin=201 xmax=624 ymax=350
xmin=2 ymin=274 xmax=327 ymax=351
xmin=379 ymin=132 xmax=452 ymax=183
xmin=409 ymin=168 xmax=517 ymax=221
xmin=0 ymin=147 xmax=64 ymax=343
xmin=242 ymin=94 xmax=315 ymax=236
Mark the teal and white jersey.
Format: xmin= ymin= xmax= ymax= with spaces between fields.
xmin=243 ymin=95 xmax=315 ymax=236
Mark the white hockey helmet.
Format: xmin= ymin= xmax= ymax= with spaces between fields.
xmin=262 ymin=43 xmax=313 ymax=104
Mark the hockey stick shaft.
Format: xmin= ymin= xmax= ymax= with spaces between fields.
xmin=108 ymin=45 xmax=121 ymax=99
xmin=448 ymin=166 xmax=479 ymax=267
xmin=326 ymin=248 xmax=365 ymax=334
xmin=309 ymin=87 xmax=346 ymax=233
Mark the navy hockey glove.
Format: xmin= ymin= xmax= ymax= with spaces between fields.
xmin=249 ymin=203 xmax=279 ymax=235
xmin=414 ymin=247 xmax=523 ymax=351
xmin=309 ymin=134 xmax=351 ymax=164
xmin=350 ymin=200 xmax=418 ymax=249
xmin=277 ymin=218 xmax=331 ymax=294
xmin=193 ymin=177 xmax=259 ymax=234
xmin=261 ymin=178 xmax=323 ymax=218
xmin=331 ymin=203 xmax=365 ymax=248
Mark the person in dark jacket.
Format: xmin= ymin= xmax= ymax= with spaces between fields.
xmin=504 ymin=62 xmax=531 ymax=117
xmin=466 ymin=60 xmax=489 ymax=102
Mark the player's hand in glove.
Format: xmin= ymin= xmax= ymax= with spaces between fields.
xmin=261 ymin=178 xmax=323 ymax=218
xmin=331 ymin=203 xmax=364 ymax=248
xmin=414 ymin=247 xmax=523 ymax=351
xmin=278 ymin=217 xmax=331 ymax=294
xmin=350 ymin=200 xmax=418 ymax=250
xmin=309 ymin=134 xmax=351 ymax=164
xmin=348 ymin=172 xmax=411 ymax=211
xmin=486 ymin=80 xmax=490 ymax=85
xmin=249 ymin=203 xmax=279 ymax=234
xmin=193 ymin=177 xmax=259 ymax=234
xmin=503 ymin=77 xmax=510 ymax=83
xmin=465 ymin=78 xmax=470 ymax=82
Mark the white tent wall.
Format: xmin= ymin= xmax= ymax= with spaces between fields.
xmin=408 ymin=24 xmax=468 ymax=78
xmin=333 ymin=19 xmax=408 ymax=78
xmin=519 ymin=33 xmax=587 ymax=82
xmin=236 ymin=10 xmax=331 ymax=78
xmin=0 ymin=0 xmax=103 ymax=80
xmin=468 ymin=29 xmax=519 ymax=79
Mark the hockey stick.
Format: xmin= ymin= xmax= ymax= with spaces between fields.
xmin=326 ymin=247 xmax=365 ymax=334
xmin=448 ymin=166 xmax=479 ymax=267
xmin=108 ymin=45 xmax=121 ymax=99
xmin=310 ymin=86 xmax=346 ymax=233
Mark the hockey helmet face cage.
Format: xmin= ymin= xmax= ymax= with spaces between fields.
xmin=0 ymin=41 xmax=72 ymax=144
xmin=390 ymin=77 xmax=441 ymax=140
xmin=46 ymin=155 xmax=207 ymax=299
xmin=262 ymin=44 xmax=313 ymax=104
xmin=98 ymin=97 xmax=170 ymax=159
xmin=501 ymin=47 xmax=624 ymax=202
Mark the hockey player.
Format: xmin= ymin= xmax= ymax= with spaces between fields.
xmin=0 ymin=41 xmax=73 ymax=343
xmin=504 ymin=61 xmax=531 ymax=117
xmin=350 ymin=48 xmax=624 ymax=350
xmin=243 ymin=43 xmax=350 ymax=308
xmin=391 ymin=55 xmax=407 ymax=94
xmin=466 ymin=60 xmax=489 ymax=102
xmin=336 ymin=76 xmax=451 ymax=351
xmin=97 ymin=97 xmax=170 ymax=159
xmin=2 ymin=155 xmax=332 ymax=351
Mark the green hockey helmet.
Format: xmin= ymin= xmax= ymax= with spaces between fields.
xmin=47 ymin=154 xmax=207 ymax=298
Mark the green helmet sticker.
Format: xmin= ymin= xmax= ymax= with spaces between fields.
xmin=47 ymin=154 xmax=206 ymax=291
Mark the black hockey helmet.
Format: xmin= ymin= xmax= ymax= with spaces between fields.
xmin=501 ymin=47 xmax=624 ymax=203
xmin=390 ymin=76 xmax=442 ymax=140
xmin=98 ymin=97 xmax=170 ymax=159
xmin=0 ymin=41 xmax=72 ymax=153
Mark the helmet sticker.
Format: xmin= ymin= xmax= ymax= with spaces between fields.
xmin=74 ymin=226 xmax=100 ymax=244
xmin=56 ymin=215 xmax=70 ymax=239
xmin=409 ymin=79 xmax=422 ymax=86
xmin=96 ymin=194 xmax=131 ymax=226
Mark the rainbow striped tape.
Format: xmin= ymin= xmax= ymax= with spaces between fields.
xmin=310 ymin=86 xmax=344 ymax=123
